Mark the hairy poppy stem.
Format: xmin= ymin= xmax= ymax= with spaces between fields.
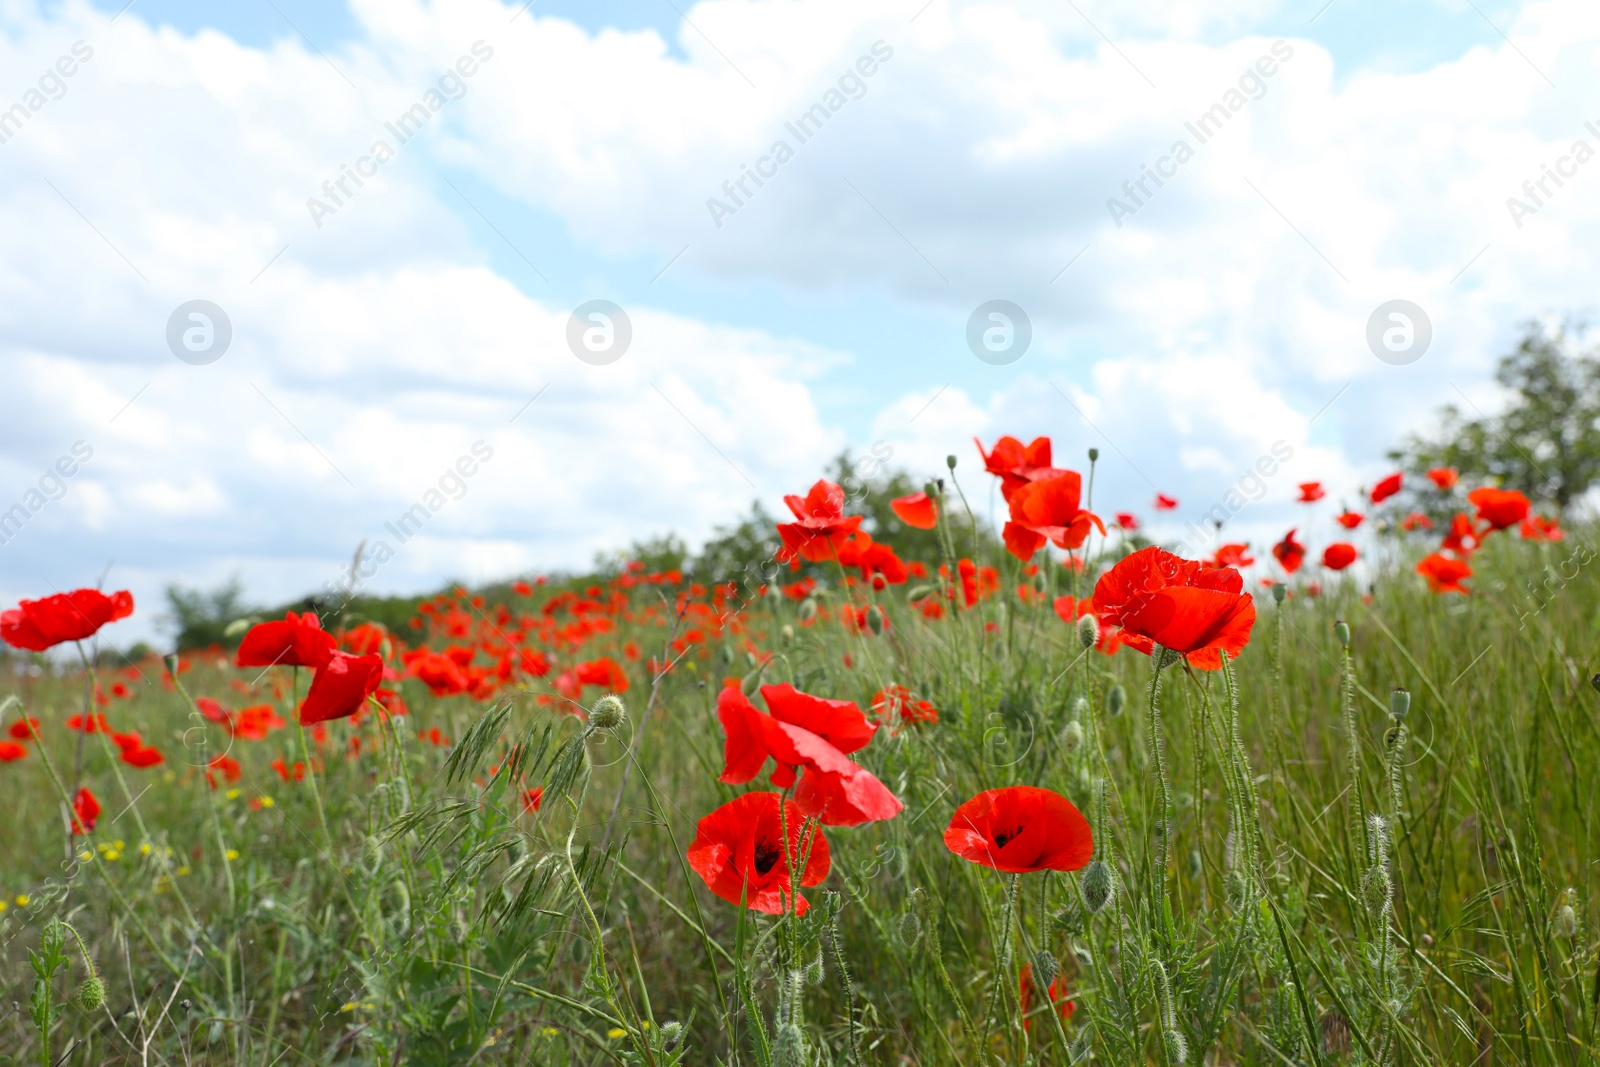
xmin=1146 ymin=651 xmax=1172 ymax=922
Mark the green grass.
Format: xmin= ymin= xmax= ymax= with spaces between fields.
xmin=1 ymin=529 xmax=1597 ymax=1065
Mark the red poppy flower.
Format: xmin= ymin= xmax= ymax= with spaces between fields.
xmin=522 ymin=786 xmax=544 ymax=813
xmin=1427 ymin=467 xmax=1458 ymax=490
xmin=1468 ymin=487 xmax=1531 ymax=531
xmin=1153 ymin=494 xmax=1178 ymax=510
xmin=1002 ymin=472 xmax=1106 ymax=562
xmin=0 ymin=741 xmax=27 ymax=762
xmin=113 ymin=731 xmax=165 ymax=768
xmin=775 ymin=480 xmax=865 ymax=564
xmin=687 ymin=792 xmax=831 ymax=915
xmin=206 ymin=754 xmax=241 ymax=788
xmin=1370 ymin=472 xmax=1403 ymax=503
xmin=1114 ymin=512 xmax=1138 ymax=531
xmin=1209 ymin=543 xmax=1254 ymax=569
xmin=575 ymin=656 xmax=630 ymax=693
xmin=237 ymin=611 xmax=336 ymax=670
xmin=1401 ymin=512 xmax=1433 ymax=532
xmin=404 ymin=649 xmax=470 ymax=696
xmin=871 ymin=685 xmax=938 ymax=728
xmin=299 ymin=650 xmax=383 ymax=724
xmin=2 ymin=588 xmax=134 ymax=651
xmin=1321 ymin=543 xmax=1357 ymax=571
xmin=195 ymin=697 xmax=232 ymax=725
xmin=8 ymin=717 xmax=39 ymax=741
xmin=1091 ymin=546 xmax=1256 ymax=670
xmin=1417 ymin=552 xmax=1471 ymax=594
xmin=890 ymin=492 xmax=939 ymax=530
xmin=1335 ymin=511 xmax=1363 ymax=529
xmin=836 ymin=534 xmax=909 ymax=585
xmin=1272 ymin=529 xmax=1306 ymax=574
xmin=1519 ymin=514 xmax=1563 ymax=542
xmin=66 ymin=712 xmax=111 ymax=734
xmin=339 ymin=622 xmax=387 ymax=656
xmin=1441 ymin=513 xmax=1482 ymax=555
xmin=1296 ymin=482 xmax=1325 ymax=503
xmin=272 ymin=757 xmax=306 ymax=781
xmin=72 ymin=787 xmax=100 ymax=834
xmin=944 ymin=786 xmax=1093 ymax=873
xmin=232 ymin=704 xmax=286 ymax=741
xmin=976 ymin=436 xmax=1063 ymax=500
xmin=1021 ymin=963 xmax=1075 ymax=1030
xmin=716 ymin=686 xmax=901 ymax=827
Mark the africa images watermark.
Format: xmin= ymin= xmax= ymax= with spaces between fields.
xmin=306 ymin=41 xmax=495 ymax=229
xmin=1106 ymin=40 xmax=1295 ymax=227
xmin=1172 ymin=439 xmax=1295 ymax=557
xmin=705 ymin=41 xmax=895 ymax=229
xmin=1505 ymin=116 xmax=1600 ymax=229
xmin=0 ymin=40 xmax=94 ymax=148
xmin=0 ymin=441 xmax=94 ymax=548
xmin=320 ymin=441 xmax=496 ymax=607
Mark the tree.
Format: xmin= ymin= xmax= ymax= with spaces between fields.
xmin=1392 ymin=320 xmax=1600 ymax=512
xmin=164 ymin=576 xmax=251 ymax=650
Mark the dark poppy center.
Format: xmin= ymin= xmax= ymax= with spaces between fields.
xmin=993 ymin=825 xmax=1025 ymax=849
xmin=753 ymin=838 xmax=783 ymax=876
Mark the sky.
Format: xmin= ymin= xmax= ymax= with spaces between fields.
xmin=0 ymin=0 xmax=1595 ymax=642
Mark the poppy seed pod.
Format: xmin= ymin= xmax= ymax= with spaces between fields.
xmin=76 ymin=975 xmax=106 ymax=1012
xmin=1076 ymin=613 xmax=1099 ymax=649
xmin=1088 ymin=447 xmax=1099 ymax=462
xmin=1271 ymin=583 xmax=1287 ymax=604
xmin=588 ymin=695 xmax=627 ymax=731
xmin=1106 ymin=684 xmax=1125 ymax=717
xmin=1334 ymin=620 xmax=1350 ymax=648
xmin=1389 ymin=687 xmax=1410 ymax=722
xmin=946 ymin=454 xmax=957 ymax=470
xmin=1081 ymin=859 xmax=1113 ymax=914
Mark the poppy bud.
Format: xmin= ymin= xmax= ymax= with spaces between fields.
xmin=588 ymin=695 xmax=627 ymax=731
xmin=362 ymin=835 xmax=383 ymax=869
xmin=1088 ymin=447 xmax=1099 ymax=462
xmin=1557 ymin=902 xmax=1579 ymax=938
xmin=772 ymin=1024 xmax=807 ymax=1067
xmin=867 ymin=606 xmax=886 ymax=636
xmin=1076 ymin=613 xmax=1099 ymax=649
xmin=1164 ymin=1029 xmax=1188 ymax=1064
xmin=1070 ymin=1028 xmax=1094 ymax=1063
xmin=1389 ymin=687 xmax=1410 ymax=722
xmin=798 ymin=598 xmax=818 ymax=623
xmin=164 ymin=653 xmax=180 ymax=678
xmin=1333 ymin=620 xmax=1350 ymax=648
xmin=75 ymin=975 xmax=105 ymax=1012
xmin=1271 ymin=584 xmax=1287 ymax=604
xmin=1081 ymin=859 xmax=1113 ymax=914
xmin=804 ymin=953 xmax=825 ymax=985
xmin=1361 ymin=864 xmax=1392 ymax=919
xmin=1106 ymin=684 xmax=1125 ymax=717
xmin=898 ymin=907 xmax=922 ymax=949
xmin=871 ymin=573 xmax=887 ymax=592
xmin=1033 ymin=949 xmax=1059 ymax=989
xmin=720 ymin=644 xmax=736 ymax=665
xmin=946 ymin=454 xmax=957 ymax=470
xmin=660 ymin=1021 xmax=684 ymax=1049
xmin=1187 ymin=849 xmax=1202 ymax=880
xmin=924 ymin=481 xmax=940 ymax=498
xmin=1061 ymin=719 xmax=1084 ymax=753
xmin=780 ymin=624 xmax=795 ymax=644
xmin=1591 ymin=672 xmax=1600 ymax=693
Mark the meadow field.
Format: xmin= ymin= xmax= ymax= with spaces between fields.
xmin=0 ymin=441 xmax=1594 ymax=1066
